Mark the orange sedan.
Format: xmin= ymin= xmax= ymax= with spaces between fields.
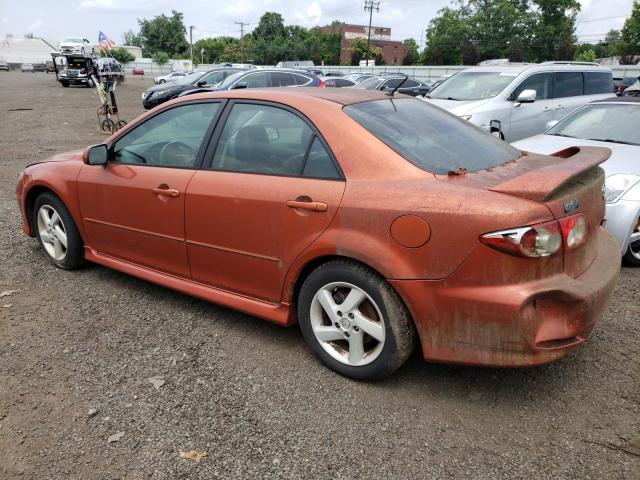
xmin=16 ymin=88 xmax=620 ymax=379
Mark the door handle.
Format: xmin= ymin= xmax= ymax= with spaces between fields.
xmin=286 ymin=200 xmax=328 ymax=212
xmin=555 ymin=105 xmax=564 ymax=110
xmin=543 ymin=106 xmax=552 ymax=112
xmin=152 ymin=185 xmax=180 ymax=198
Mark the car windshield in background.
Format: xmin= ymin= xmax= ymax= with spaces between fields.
xmin=344 ymin=98 xmax=520 ymax=174
xmin=548 ymin=103 xmax=640 ymax=145
xmin=217 ymin=70 xmax=248 ymax=88
xmin=354 ymin=76 xmax=384 ymax=89
xmin=63 ymin=37 xmax=83 ymax=43
xmin=428 ymin=71 xmax=517 ymax=100
xmin=176 ymin=71 xmax=206 ymax=85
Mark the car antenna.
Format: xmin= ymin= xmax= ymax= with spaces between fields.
xmin=386 ymin=74 xmax=409 ymax=96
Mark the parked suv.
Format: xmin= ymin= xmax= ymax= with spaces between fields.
xmin=423 ymin=62 xmax=614 ymax=141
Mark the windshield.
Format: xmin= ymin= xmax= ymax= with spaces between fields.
xmin=427 ymin=71 xmax=518 ymax=101
xmin=354 ymin=76 xmax=384 ymax=90
xmin=63 ymin=38 xmax=83 ymax=43
xmin=176 ymin=71 xmax=205 ymax=85
xmin=218 ymin=70 xmax=246 ymax=88
xmin=548 ymin=103 xmax=640 ymax=145
xmin=345 ymin=98 xmax=520 ymax=174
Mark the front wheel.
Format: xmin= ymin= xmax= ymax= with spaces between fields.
xmin=34 ymin=192 xmax=84 ymax=269
xmin=298 ymin=260 xmax=417 ymax=381
xmin=623 ymin=218 xmax=640 ymax=267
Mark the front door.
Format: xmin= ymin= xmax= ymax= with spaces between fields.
xmin=77 ymin=101 xmax=222 ymax=277
xmin=506 ymin=72 xmax=555 ymax=141
xmin=185 ymin=101 xmax=345 ymax=302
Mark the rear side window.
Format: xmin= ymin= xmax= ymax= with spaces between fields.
xmin=344 ymin=98 xmax=520 ymax=174
xmin=271 ymin=72 xmax=296 ymax=87
xmin=294 ymin=74 xmax=312 ymax=85
xmin=554 ymin=72 xmax=584 ymax=98
xmin=585 ymin=72 xmax=613 ymax=94
xmin=510 ymin=73 xmax=552 ymax=100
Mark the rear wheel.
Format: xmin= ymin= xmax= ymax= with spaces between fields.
xmin=623 ymin=217 xmax=640 ymax=267
xmin=298 ymin=260 xmax=416 ymax=380
xmin=34 ymin=192 xmax=84 ymax=270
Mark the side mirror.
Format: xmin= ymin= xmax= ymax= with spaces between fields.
xmin=196 ymin=80 xmax=205 ymax=87
xmin=545 ymin=120 xmax=559 ymax=130
xmin=84 ymin=144 xmax=109 ymax=165
xmin=232 ymin=81 xmax=248 ymax=90
xmin=516 ymin=89 xmax=536 ymax=104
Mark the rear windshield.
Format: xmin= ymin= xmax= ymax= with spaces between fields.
xmin=344 ymin=98 xmax=520 ymax=174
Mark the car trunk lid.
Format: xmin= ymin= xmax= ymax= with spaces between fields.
xmin=436 ymin=146 xmax=611 ymax=277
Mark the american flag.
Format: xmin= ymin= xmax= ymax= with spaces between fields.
xmin=98 ymin=31 xmax=115 ymax=51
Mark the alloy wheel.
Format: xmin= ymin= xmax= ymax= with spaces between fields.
xmin=37 ymin=204 xmax=68 ymax=261
xmin=309 ymin=282 xmax=386 ymax=367
xmin=629 ymin=217 xmax=640 ymax=261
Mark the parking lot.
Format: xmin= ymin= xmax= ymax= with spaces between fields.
xmin=0 ymin=71 xmax=639 ymax=479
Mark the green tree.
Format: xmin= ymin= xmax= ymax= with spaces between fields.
xmin=423 ymin=7 xmax=470 ymax=65
xmin=531 ymin=0 xmax=580 ymax=60
xmin=252 ymin=12 xmax=286 ymax=42
xmin=109 ymin=47 xmax=135 ymax=63
xmin=122 ymin=29 xmax=142 ymax=47
xmin=194 ymin=37 xmax=238 ymax=64
xmin=138 ymin=10 xmax=189 ymax=57
xmin=575 ymin=48 xmax=596 ymax=62
xmin=152 ymin=51 xmax=169 ymax=64
xmin=402 ymin=38 xmax=420 ymax=65
xmin=348 ymin=37 xmax=383 ymax=65
xmin=620 ymin=0 xmax=640 ymax=54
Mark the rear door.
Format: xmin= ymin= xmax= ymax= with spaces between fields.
xmin=185 ymin=101 xmax=345 ymax=302
xmin=553 ymin=71 xmax=585 ymax=120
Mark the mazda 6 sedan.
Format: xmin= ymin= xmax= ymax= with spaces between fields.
xmin=16 ymin=89 xmax=620 ymax=380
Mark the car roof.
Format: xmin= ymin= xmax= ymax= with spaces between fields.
xmin=458 ymin=63 xmax=611 ymax=74
xmin=186 ymin=87 xmax=396 ymax=106
xmin=592 ymin=96 xmax=640 ymax=104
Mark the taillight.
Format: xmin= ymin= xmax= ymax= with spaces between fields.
xmin=480 ymin=215 xmax=588 ymax=258
xmin=318 ymin=79 xmax=325 ymax=87
xmin=559 ymin=213 xmax=587 ymax=250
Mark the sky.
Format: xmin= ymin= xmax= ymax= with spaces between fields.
xmin=0 ymin=0 xmax=635 ymax=48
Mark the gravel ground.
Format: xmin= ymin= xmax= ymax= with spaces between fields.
xmin=0 ymin=71 xmax=639 ymax=479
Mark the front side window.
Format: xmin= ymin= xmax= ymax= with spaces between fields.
xmin=510 ymin=73 xmax=553 ymax=101
xmin=345 ymin=98 xmax=520 ymax=174
xmin=427 ymin=71 xmax=517 ymax=101
xmin=199 ymin=70 xmax=228 ymax=86
xmin=113 ymin=102 xmax=220 ymax=168
xmin=211 ymin=103 xmax=340 ymax=178
xmin=554 ymin=72 xmax=584 ymax=98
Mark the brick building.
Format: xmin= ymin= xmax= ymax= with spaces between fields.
xmin=319 ymin=23 xmax=408 ymax=65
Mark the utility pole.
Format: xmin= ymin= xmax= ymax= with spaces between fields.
xmin=235 ymin=21 xmax=250 ymax=63
xmin=364 ymin=0 xmax=380 ymax=66
xmin=189 ymin=25 xmax=194 ymax=64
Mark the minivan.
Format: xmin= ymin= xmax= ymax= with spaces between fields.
xmin=423 ymin=61 xmax=614 ymax=142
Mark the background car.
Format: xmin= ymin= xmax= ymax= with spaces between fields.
xmin=623 ymin=79 xmax=640 ymax=97
xmin=154 ymin=71 xmax=188 ymax=84
xmin=21 ymin=63 xmax=35 ymax=73
xmin=180 ymin=68 xmax=324 ymax=97
xmin=33 ymin=63 xmax=45 ymax=73
xmin=59 ymin=37 xmax=93 ymax=54
xmin=142 ymin=67 xmax=248 ymax=109
xmin=322 ymin=71 xmax=344 ymax=77
xmin=423 ymin=62 xmax=614 ymax=141
xmin=131 ymin=67 xmax=145 ymax=76
xmin=324 ymin=78 xmax=357 ymax=88
xmin=45 ymin=60 xmax=55 ymax=73
xmin=614 ymin=76 xmax=640 ymax=96
xmin=354 ymin=75 xmax=431 ymax=96
xmin=0 ymin=60 xmax=9 ymax=71
xmin=16 ymin=90 xmax=618 ymax=380
xmin=512 ymin=97 xmax=640 ymax=266
xmin=344 ymin=72 xmax=375 ymax=83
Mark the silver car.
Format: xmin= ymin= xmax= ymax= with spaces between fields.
xmin=423 ymin=61 xmax=614 ymax=142
xmin=513 ymin=97 xmax=640 ymax=266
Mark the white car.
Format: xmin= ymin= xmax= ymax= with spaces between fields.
xmin=423 ymin=61 xmax=614 ymax=142
xmin=59 ymin=37 xmax=93 ymax=55
xmin=153 ymin=71 xmax=188 ymax=84
xmin=513 ymin=97 xmax=640 ymax=266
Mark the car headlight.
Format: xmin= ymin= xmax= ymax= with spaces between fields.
xmin=604 ymin=174 xmax=640 ymax=203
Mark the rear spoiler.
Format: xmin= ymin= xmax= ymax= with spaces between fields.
xmin=489 ymin=146 xmax=611 ymax=202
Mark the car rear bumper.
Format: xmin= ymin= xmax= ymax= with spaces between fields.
xmin=389 ymin=227 xmax=620 ymax=367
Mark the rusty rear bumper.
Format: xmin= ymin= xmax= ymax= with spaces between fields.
xmin=389 ymin=227 xmax=621 ymax=367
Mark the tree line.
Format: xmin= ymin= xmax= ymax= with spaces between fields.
xmin=111 ymin=2 xmax=640 ymax=66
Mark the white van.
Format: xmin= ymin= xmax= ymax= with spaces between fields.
xmin=423 ymin=61 xmax=614 ymax=142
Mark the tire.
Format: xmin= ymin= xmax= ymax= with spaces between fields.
xmin=61 ymin=82 xmax=69 ymax=87
xmin=159 ymin=79 xmax=166 ymax=84
xmin=623 ymin=222 xmax=640 ymax=267
xmin=33 ymin=192 xmax=84 ymax=270
xmin=297 ymin=260 xmax=417 ymax=381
